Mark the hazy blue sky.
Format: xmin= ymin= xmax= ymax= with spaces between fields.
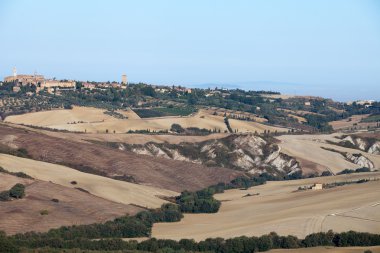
xmin=1 ymin=0 xmax=379 ymax=101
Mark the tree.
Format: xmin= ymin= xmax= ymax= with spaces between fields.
xmin=170 ymin=124 xmax=185 ymax=133
xmin=0 ymin=231 xmax=18 ymax=253
xmin=9 ymin=183 xmax=25 ymax=199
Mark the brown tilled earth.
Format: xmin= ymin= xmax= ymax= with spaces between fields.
xmin=353 ymin=131 xmax=380 ymax=139
xmin=0 ymin=173 xmax=142 ymax=235
xmin=0 ymin=123 xmax=242 ymax=192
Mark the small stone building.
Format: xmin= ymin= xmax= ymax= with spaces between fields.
xmin=311 ymin=183 xmax=323 ymax=190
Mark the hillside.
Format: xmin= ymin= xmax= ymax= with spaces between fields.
xmin=152 ymin=172 xmax=380 ymax=241
xmin=115 ymin=134 xmax=301 ymax=177
xmin=0 ymin=123 xmax=242 ymax=192
xmin=4 ymin=107 xmax=287 ymax=134
xmin=0 ymin=173 xmax=142 ymax=235
xmin=0 ymin=154 xmax=177 ymax=208
xmin=277 ymin=133 xmax=380 ymax=175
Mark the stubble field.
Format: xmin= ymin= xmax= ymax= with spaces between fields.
xmin=152 ymin=172 xmax=380 ymax=241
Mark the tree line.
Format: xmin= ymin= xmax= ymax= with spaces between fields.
xmin=2 ymin=230 xmax=380 ymax=253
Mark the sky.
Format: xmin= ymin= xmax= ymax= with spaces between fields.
xmin=0 ymin=0 xmax=379 ymax=101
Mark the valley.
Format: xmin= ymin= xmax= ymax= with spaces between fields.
xmin=0 ymin=75 xmax=379 ymax=253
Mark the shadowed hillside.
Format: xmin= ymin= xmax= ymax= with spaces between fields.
xmin=0 ymin=124 xmax=242 ymax=192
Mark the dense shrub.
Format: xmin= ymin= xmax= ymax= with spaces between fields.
xmin=176 ymin=190 xmax=221 ymax=213
xmin=0 ymin=167 xmax=33 ymax=179
xmin=170 ymin=124 xmax=185 ymax=133
xmin=0 ymin=191 xmax=10 ymax=201
xmin=176 ymin=175 xmax=269 ymax=214
xmin=338 ymin=167 xmax=371 ymax=175
xmin=321 ymin=171 xmax=332 ymax=176
xmin=9 ymin=183 xmax=25 ymax=199
xmin=0 ymin=183 xmax=26 ymax=201
xmin=0 ymin=231 xmax=18 ymax=253
xmin=9 ymin=231 xmax=380 ymax=252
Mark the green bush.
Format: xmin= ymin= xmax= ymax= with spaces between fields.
xmin=170 ymin=124 xmax=185 ymax=133
xmin=9 ymin=183 xmax=25 ymax=199
xmin=0 ymin=191 xmax=10 ymax=201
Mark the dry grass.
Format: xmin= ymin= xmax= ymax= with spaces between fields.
xmin=202 ymin=108 xmax=268 ymax=123
xmin=0 ymin=173 xmax=141 ymax=235
xmin=152 ymin=172 xmax=380 ymax=241
xmin=277 ymin=108 xmax=323 ymax=116
xmin=0 ymin=154 xmax=177 ymax=208
xmin=287 ymin=114 xmax=307 ymax=123
xmin=5 ymin=106 xmax=287 ymax=134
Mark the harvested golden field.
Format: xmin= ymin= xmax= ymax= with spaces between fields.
xmin=152 ymin=172 xmax=380 ymax=241
xmin=287 ymin=114 xmax=307 ymax=123
xmin=202 ymin=107 xmax=268 ymax=123
xmin=5 ymin=107 xmax=287 ymax=134
xmin=0 ymin=172 xmax=33 ymax=191
xmin=5 ymin=106 xmax=138 ymax=126
xmin=79 ymin=132 xmax=230 ymax=144
xmin=268 ymin=246 xmax=380 ymax=253
xmin=329 ymin=114 xmax=377 ymax=130
xmin=0 ymin=154 xmax=177 ymax=208
xmin=277 ymin=108 xmax=323 ymax=116
xmin=0 ymin=173 xmax=141 ymax=235
xmin=228 ymin=118 xmax=286 ymax=133
xmin=277 ymin=133 xmax=380 ymax=175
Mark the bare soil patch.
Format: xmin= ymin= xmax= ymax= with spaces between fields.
xmin=0 ymin=174 xmax=141 ymax=235
xmin=0 ymin=154 xmax=177 ymax=208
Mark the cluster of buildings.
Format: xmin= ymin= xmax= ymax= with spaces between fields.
xmin=347 ymin=100 xmax=375 ymax=107
xmin=3 ymin=68 xmax=129 ymax=94
xmin=153 ymin=85 xmax=192 ymax=94
xmin=4 ymin=68 xmax=76 ymax=93
xmin=3 ymin=68 xmax=198 ymax=96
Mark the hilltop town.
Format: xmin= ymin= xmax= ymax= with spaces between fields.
xmin=1 ymin=69 xmax=379 ymax=132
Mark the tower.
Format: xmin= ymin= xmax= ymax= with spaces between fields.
xmin=13 ymin=67 xmax=17 ymax=77
xmin=122 ymin=74 xmax=127 ymax=85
